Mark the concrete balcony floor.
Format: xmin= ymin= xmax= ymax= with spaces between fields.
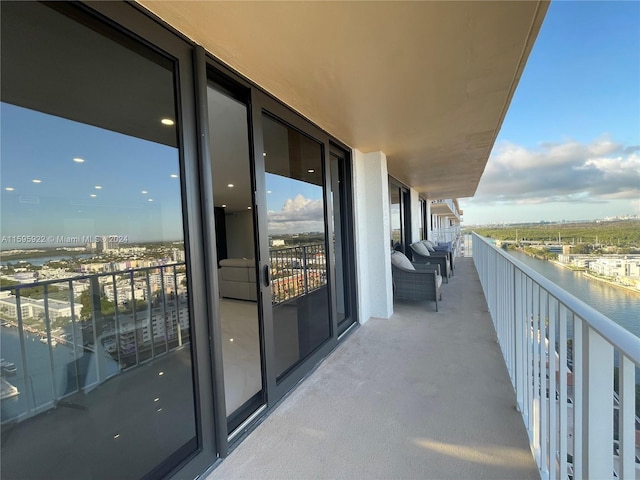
xmin=208 ymin=257 xmax=539 ymax=480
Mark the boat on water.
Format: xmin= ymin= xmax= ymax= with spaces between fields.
xmin=39 ymin=337 xmax=57 ymax=347
xmin=0 ymin=358 xmax=17 ymax=376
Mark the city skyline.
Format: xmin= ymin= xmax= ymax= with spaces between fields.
xmin=460 ymin=1 xmax=640 ymax=225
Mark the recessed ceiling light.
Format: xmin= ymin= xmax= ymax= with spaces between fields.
xmin=263 ymin=153 xmax=267 ymax=157
xmin=307 ymin=169 xmax=315 ymax=173
xmin=141 ymin=190 xmax=148 ymax=194
xmin=154 ymin=398 xmax=160 ymax=402
xmin=32 ymin=179 xmax=42 ymax=184
xmin=114 ymin=434 xmax=120 ymax=439
xmin=73 ymin=158 xmax=85 ymax=163
xmin=267 ymin=190 xmax=272 ymax=194
xmin=90 ymin=194 xmax=97 ymax=198
xmin=247 ymin=206 xmax=252 ymax=210
xmin=160 ymin=118 xmax=174 ymax=126
xmin=221 ymin=204 xmax=227 ymax=208
xmin=170 ymin=174 xmax=178 ymax=178
xmin=227 ymin=184 xmax=234 ymax=188
xmin=148 ymin=199 xmax=153 ymax=202
xmin=158 ymin=371 xmax=164 ymax=376
xmin=5 ymin=187 xmax=14 ymax=191
xmin=95 ymin=185 xmax=102 ymax=190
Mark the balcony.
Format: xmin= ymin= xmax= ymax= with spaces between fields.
xmin=2 ymin=238 xmax=638 ymax=479
xmin=207 ymin=255 xmax=539 ymax=479
xmin=207 ymin=236 xmax=639 ymax=479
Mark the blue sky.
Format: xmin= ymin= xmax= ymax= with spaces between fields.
xmin=459 ymin=1 xmax=640 ymax=225
xmin=1 ymin=103 xmax=184 ymax=246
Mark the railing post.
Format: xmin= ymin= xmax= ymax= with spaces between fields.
xmin=618 ymin=356 xmax=635 ymax=479
xmin=514 ymin=268 xmax=525 ymax=413
xmin=302 ymin=245 xmax=309 ymax=296
xmin=90 ymin=276 xmax=105 ymax=384
xmin=43 ymin=285 xmax=58 ymax=402
xmin=15 ymin=292 xmax=35 ymax=415
xmin=579 ymin=322 xmax=614 ymax=479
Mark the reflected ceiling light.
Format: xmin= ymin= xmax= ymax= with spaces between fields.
xmin=160 ymin=118 xmax=174 ymax=126
xmin=32 ymin=179 xmax=42 ymax=184
xmin=90 ymin=194 xmax=97 ymax=198
xmin=141 ymin=190 xmax=148 ymax=194
xmin=267 ymin=190 xmax=272 ymax=194
xmin=227 ymin=184 xmax=234 ymax=188
xmin=73 ymin=157 xmax=85 ymax=163
xmin=5 ymin=187 xmax=14 ymax=191
xmin=229 ymin=338 xmax=234 ymax=342
xmin=148 ymin=199 xmax=154 ymax=202
xmin=307 ymin=169 xmax=315 ymax=173
xmin=170 ymin=174 xmax=178 ymax=178
xmin=95 ymin=185 xmax=102 ymax=190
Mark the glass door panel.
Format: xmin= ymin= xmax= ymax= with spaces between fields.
xmin=329 ymin=151 xmax=356 ymax=334
xmin=0 ymin=3 xmax=197 ymax=478
xmin=207 ymin=83 xmax=264 ymax=433
xmin=390 ymin=185 xmax=402 ymax=249
xmin=261 ymin=114 xmax=331 ymax=380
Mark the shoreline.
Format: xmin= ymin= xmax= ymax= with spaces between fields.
xmin=550 ymin=259 xmax=640 ymax=295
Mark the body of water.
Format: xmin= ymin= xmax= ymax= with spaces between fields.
xmin=1 ymin=253 xmax=95 ymax=267
xmin=505 ymin=249 xmax=639 ymax=339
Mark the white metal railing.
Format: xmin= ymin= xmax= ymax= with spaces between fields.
xmin=431 ymin=227 xmax=461 ymax=249
xmin=472 ymin=233 xmax=640 ymax=480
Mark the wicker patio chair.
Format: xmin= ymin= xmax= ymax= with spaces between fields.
xmin=390 ymin=251 xmax=442 ymax=311
xmin=409 ymin=242 xmax=451 ymax=281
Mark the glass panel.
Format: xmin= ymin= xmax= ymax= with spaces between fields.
xmin=207 ymin=84 xmax=264 ymax=432
xmin=419 ymin=199 xmax=425 ymax=241
xmin=262 ymin=114 xmax=330 ymax=379
xmin=390 ymin=184 xmax=402 ymax=249
xmin=330 ymin=154 xmax=348 ymax=326
xmin=0 ymin=3 xmax=197 ymax=478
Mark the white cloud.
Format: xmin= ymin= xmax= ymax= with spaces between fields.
xmin=268 ymin=194 xmax=325 ymax=233
xmin=470 ymin=138 xmax=640 ymax=206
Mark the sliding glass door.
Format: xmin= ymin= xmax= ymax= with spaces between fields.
xmin=260 ymin=113 xmax=331 ymax=380
xmin=0 ymin=3 xmax=206 ymax=478
xmin=206 ymin=82 xmax=265 ymax=435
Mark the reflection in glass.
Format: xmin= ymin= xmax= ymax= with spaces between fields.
xmin=0 ymin=3 xmax=197 ymax=478
xmin=262 ymin=114 xmax=331 ymax=379
xmin=207 ymin=84 xmax=264 ymax=433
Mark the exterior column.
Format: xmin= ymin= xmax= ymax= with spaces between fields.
xmin=353 ymin=149 xmax=393 ymax=322
xmin=410 ymin=188 xmax=420 ymax=243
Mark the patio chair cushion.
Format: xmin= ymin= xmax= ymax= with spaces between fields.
xmin=390 ymin=251 xmax=414 ymax=270
xmin=422 ymin=240 xmax=436 ymax=252
xmin=411 ymin=241 xmax=430 ymax=257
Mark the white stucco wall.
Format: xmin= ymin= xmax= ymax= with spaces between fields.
xmin=410 ymin=188 xmax=420 ymax=244
xmin=353 ymin=149 xmax=393 ymax=323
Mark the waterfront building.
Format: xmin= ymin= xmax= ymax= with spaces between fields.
xmin=590 ymin=256 xmax=640 ymax=279
xmin=2 ymin=2 xmax=638 ymax=480
xmin=0 ymin=294 xmax=82 ymax=321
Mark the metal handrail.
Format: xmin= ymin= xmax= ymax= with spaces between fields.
xmin=473 ymin=233 xmax=640 ymax=363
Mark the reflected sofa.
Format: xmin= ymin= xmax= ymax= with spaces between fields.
xmin=218 ymin=258 xmax=257 ymax=301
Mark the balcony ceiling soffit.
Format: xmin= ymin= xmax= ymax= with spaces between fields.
xmin=138 ymin=0 xmax=548 ymax=200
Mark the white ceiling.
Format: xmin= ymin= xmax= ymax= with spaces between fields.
xmin=138 ymin=0 xmax=548 ymax=200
